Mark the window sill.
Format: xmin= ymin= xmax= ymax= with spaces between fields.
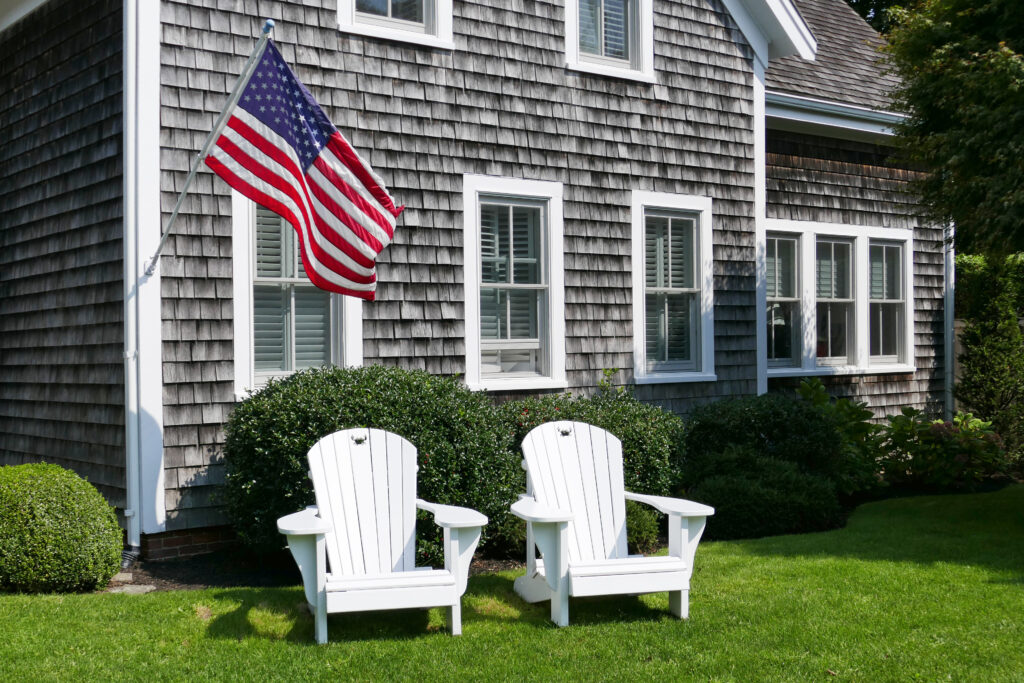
xmin=768 ymin=364 xmax=916 ymax=378
xmin=565 ymin=58 xmax=657 ymax=84
xmin=468 ymin=377 xmax=569 ymax=392
xmin=338 ymin=21 xmax=455 ymax=50
xmin=634 ymin=371 xmax=717 ymax=385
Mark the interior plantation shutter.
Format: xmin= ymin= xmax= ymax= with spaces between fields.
xmin=253 ymin=285 xmax=287 ymax=372
xmin=816 ymin=241 xmax=833 ymax=299
xmin=603 ymin=0 xmax=628 ymax=60
xmin=870 ymin=244 xmax=885 ymax=299
xmin=579 ymin=0 xmax=601 ymax=54
xmin=767 ymin=239 xmax=778 ymax=297
xmin=479 ymin=205 xmax=506 ymax=340
xmin=256 ymin=208 xmax=285 ymax=277
xmin=294 ymin=288 xmax=331 ymax=368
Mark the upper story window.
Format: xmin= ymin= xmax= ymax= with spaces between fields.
xmin=763 ymin=220 xmax=915 ymax=378
xmin=464 ymin=175 xmax=566 ymax=392
xmin=338 ymin=0 xmax=454 ymax=50
xmin=232 ymin=195 xmax=362 ymax=400
xmin=566 ymin=0 xmax=655 ymax=83
xmin=869 ymin=241 xmax=906 ymax=363
xmin=766 ymin=234 xmax=800 ymax=367
xmin=631 ymin=191 xmax=716 ymax=384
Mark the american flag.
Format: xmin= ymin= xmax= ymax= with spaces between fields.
xmin=205 ymin=40 xmax=403 ymax=300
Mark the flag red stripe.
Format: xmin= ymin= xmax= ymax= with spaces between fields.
xmin=326 ymin=132 xmax=404 ymax=219
xmin=213 ymin=134 xmax=376 ymax=284
xmin=225 ymin=116 xmax=379 ymax=268
xmin=306 ymin=165 xmax=386 ymax=252
xmin=204 ymin=154 xmax=377 ymax=300
xmin=309 ymin=154 xmax=394 ymax=244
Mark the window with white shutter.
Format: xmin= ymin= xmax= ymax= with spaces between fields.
xmin=565 ymin=0 xmax=654 ymax=82
xmin=631 ymin=191 xmax=715 ymax=383
xmin=252 ymin=207 xmax=333 ymax=385
xmin=338 ymin=0 xmax=453 ymax=49
xmin=816 ymin=238 xmax=855 ymax=364
xmin=869 ymin=241 xmax=905 ymax=362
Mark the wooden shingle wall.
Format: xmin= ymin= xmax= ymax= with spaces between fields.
xmin=158 ymin=0 xmax=759 ymax=529
xmin=765 ymin=129 xmax=945 ymax=416
xmin=0 ymin=0 xmax=126 ymax=507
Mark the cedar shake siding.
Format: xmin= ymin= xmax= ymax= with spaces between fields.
xmin=0 ymin=0 xmax=126 ymax=507
xmin=158 ymin=0 xmax=759 ymax=528
xmin=765 ymin=129 xmax=945 ymax=416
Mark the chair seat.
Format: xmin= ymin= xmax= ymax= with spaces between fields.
xmin=325 ymin=568 xmax=455 ymax=593
xmin=533 ymin=555 xmax=690 ymax=598
xmin=534 ymin=555 xmax=688 ymax=580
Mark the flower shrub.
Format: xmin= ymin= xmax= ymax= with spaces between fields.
xmin=879 ymin=409 xmax=1010 ymax=491
xmin=223 ymin=366 xmax=522 ymax=563
xmin=0 ymin=463 xmax=122 ymax=593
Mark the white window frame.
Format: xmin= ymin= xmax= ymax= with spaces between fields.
xmin=337 ymin=0 xmax=454 ymax=50
xmin=231 ymin=191 xmax=362 ymax=401
xmin=868 ymin=240 xmax=907 ymax=364
xmin=565 ymin=0 xmax=656 ymax=84
xmin=766 ymin=233 xmax=801 ymax=368
xmin=463 ymin=175 xmax=566 ymax=392
xmin=763 ymin=219 xmax=915 ymax=378
xmin=631 ymin=190 xmax=715 ymax=384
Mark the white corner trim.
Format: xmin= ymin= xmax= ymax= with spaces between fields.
xmin=719 ymin=0 xmax=816 ymax=64
xmin=336 ymin=0 xmax=455 ymax=50
xmin=630 ymin=190 xmax=715 ymax=384
xmin=462 ymin=174 xmax=565 ymax=392
xmin=564 ymin=0 xmax=655 ymax=83
xmin=766 ymin=91 xmax=906 ymax=138
xmin=765 ymin=219 xmax=916 ymax=376
xmin=754 ymin=56 xmax=768 ymax=395
xmin=0 ymin=0 xmax=49 ymax=34
xmin=124 ymin=0 xmax=165 ymax=539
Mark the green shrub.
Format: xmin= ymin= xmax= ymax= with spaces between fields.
xmin=687 ymin=450 xmax=843 ymax=540
xmin=0 ymin=463 xmax=122 ymax=593
xmin=879 ymin=409 xmax=1011 ymax=490
xmin=223 ymin=366 xmax=522 ymax=563
xmin=500 ymin=379 xmax=686 ymax=498
xmin=682 ymin=392 xmax=874 ymax=496
xmin=625 ymin=501 xmax=661 ymax=554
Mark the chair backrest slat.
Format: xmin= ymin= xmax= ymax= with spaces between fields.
xmin=522 ymin=421 xmax=627 ymax=563
xmin=307 ymin=428 xmax=418 ymax=577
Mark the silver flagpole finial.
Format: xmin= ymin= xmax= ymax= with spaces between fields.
xmin=262 ymin=19 xmax=275 ymax=34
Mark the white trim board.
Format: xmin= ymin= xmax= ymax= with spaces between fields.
xmin=766 ymin=91 xmax=906 ymax=141
xmin=564 ymin=0 xmax=656 ymax=84
xmin=336 ymin=0 xmax=455 ymax=50
xmin=462 ymin=174 xmax=567 ymax=393
xmin=630 ymin=190 xmax=716 ymax=385
xmin=0 ymin=0 xmax=49 ymax=34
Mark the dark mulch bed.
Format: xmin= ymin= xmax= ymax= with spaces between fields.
xmin=110 ymin=549 xmax=523 ymax=592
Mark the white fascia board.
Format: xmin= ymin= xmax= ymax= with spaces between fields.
xmin=719 ymin=0 xmax=816 ymax=64
xmin=0 ymin=0 xmax=49 ymax=34
xmin=766 ymin=91 xmax=906 ymax=138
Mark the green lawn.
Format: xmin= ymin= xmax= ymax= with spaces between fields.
xmin=2 ymin=486 xmax=1022 ymax=682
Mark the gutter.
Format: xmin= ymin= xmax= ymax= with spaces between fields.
xmin=766 ymin=90 xmax=906 ymax=138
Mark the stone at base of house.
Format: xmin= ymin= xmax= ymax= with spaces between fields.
xmin=141 ymin=525 xmax=236 ymax=561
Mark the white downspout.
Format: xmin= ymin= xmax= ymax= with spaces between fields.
xmin=944 ymin=224 xmax=955 ymax=419
xmin=121 ymin=0 xmax=141 ymax=551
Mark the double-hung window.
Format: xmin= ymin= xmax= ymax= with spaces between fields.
xmin=766 ymin=234 xmax=800 ymax=367
xmin=566 ymin=0 xmax=654 ymax=82
xmin=232 ymin=195 xmax=362 ymax=399
xmin=815 ymin=238 xmax=855 ymax=365
xmin=631 ymin=191 xmax=715 ymax=383
xmin=763 ymin=220 xmax=914 ymax=377
xmin=869 ymin=241 xmax=905 ymax=362
xmin=338 ymin=0 xmax=454 ymax=49
xmin=464 ymin=175 xmax=565 ymax=391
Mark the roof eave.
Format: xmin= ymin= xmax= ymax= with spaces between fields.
xmin=721 ymin=0 xmax=817 ymax=64
xmin=766 ymin=90 xmax=907 ymax=141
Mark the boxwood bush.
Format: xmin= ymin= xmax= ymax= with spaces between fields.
xmin=223 ymin=366 xmax=523 ymax=563
xmin=0 ymin=463 xmax=122 ymax=593
xmin=499 ymin=379 xmax=686 ymax=551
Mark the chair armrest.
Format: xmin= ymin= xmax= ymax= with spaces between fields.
xmin=417 ymin=499 xmax=488 ymax=529
xmin=510 ymin=495 xmax=574 ymax=523
xmin=277 ymin=506 xmax=332 ymax=536
xmin=625 ymin=492 xmax=715 ymax=517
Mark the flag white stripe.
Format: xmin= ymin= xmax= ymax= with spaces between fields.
xmin=217 ymin=123 xmax=377 ymax=273
xmin=233 ymin=108 xmax=391 ymax=255
xmin=316 ymin=143 xmax=396 ymax=235
xmin=208 ymin=145 xmax=376 ymax=292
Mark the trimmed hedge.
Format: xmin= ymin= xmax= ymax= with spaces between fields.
xmin=223 ymin=366 xmax=523 ymax=563
xmin=0 ymin=463 xmax=122 ymax=593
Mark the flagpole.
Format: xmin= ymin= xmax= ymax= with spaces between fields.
xmin=143 ymin=18 xmax=276 ymax=276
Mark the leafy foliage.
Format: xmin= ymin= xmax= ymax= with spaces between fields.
xmin=223 ymin=366 xmax=522 ymax=563
xmin=687 ymin=449 xmax=843 ymax=540
xmin=879 ymin=409 xmax=1011 ymax=489
xmin=845 ymin=0 xmax=903 ymax=33
xmin=0 ymin=463 xmax=122 ymax=593
xmin=886 ymin=0 xmax=1024 ymax=255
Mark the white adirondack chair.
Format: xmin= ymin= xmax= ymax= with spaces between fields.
xmin=277 ymin=428 xmax=487 ymax=643
xmin=511 ymin=421 xmax=714 ymax=627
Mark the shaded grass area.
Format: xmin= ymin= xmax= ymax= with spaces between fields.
xmin=2 ymin=487 xmax=1022 ymax=681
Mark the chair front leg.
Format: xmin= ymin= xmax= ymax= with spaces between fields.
xmin=314 ymin=534 xmax=327 ymax=643
xmin=530 ymin=520 xmax=570 ymax=627
xmin=443 ymin=525 xmax=483 ymax=635
xmin=667 ymin=514 xmax=707 ymax=620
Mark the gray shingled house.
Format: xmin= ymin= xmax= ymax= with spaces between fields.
xmin=1 ymin=0 xmax=953 ymax=557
